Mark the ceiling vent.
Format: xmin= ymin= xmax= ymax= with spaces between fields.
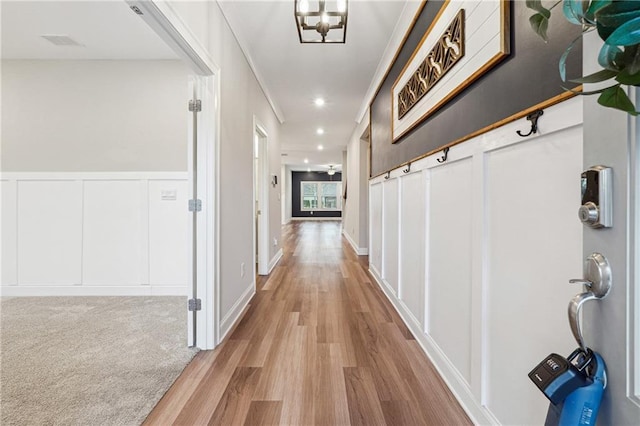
xmin=41 ymin=35 xmax=84 ymax=47
xmin=281 ymin=153 xmax=289 ymax=156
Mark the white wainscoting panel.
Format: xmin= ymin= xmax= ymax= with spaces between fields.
xmin=368 ymin=97 xmax=584 ymax=424
xmin=399 ymin=171 xmax=426 ymax=327
xmin=428 ymin=158 xmax=473 ymax=386
xmin=369 ymin=183 xmax=383 ymax=277
xmin=1 ymin=180 xmax=18 ymax=285
xmin=149 ymin=180 xmax=189 ymax=286
xmin=1 ymin=172 xmax=189 ymax=296
xmin=485 ymin=126 xmax=583 ymax=425
xmin=382 ymin=179 xmax=400 ymax=294
xmin=82 ymin=180 xmax=143 ymax=286
xmin=17 ymin=180 xmax=83 ymax=285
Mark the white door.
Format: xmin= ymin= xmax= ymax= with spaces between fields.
xmin=581 ymin=33 xmax=640 ymax=422
xmin=254 ymin=122 xmax=269 ymax=276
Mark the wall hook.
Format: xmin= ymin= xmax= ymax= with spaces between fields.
xmin=384 ymin=171 xmax=391 ymax=180
xmin=437 ymin=147 xmax=450 ymax=163
xmin=403 ymin=162 xmax=411 ymax=174
xmin=517 ymin=109 xmax=544 ymax=137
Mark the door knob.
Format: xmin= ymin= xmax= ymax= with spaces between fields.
xmin=568 ymin=253 xmax=612 ymax=351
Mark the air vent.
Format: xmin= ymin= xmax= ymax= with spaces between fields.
xmin=41 ymin=35 xmax=84 ymax=47
xmin=281 ymin=153 xmax=289 ymax=156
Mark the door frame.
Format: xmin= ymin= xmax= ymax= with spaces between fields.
xmin=253 ymin=118 xmax=270 ymax=276
xmin=127 ymin=0 xmax=220 ymax=350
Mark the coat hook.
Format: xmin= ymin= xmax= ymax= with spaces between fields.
xmin=384 ymin=171 xmax=390 ymax=180
xmin=517 ymin=109 xmax=544 ymax=137
xmin=403 ymin=162 xmax=411 ymax=174
xmin=437 ymin=147 xmax=450 ymax=163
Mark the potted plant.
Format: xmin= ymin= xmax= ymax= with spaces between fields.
xmin=527 ymin=0 xmax=640 ymax=114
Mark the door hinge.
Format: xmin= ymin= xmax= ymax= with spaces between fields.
xmin=188 ymin=99 xmax=202 ymax=112
xmin=188 ymin=298 xmax=202 ymax=311
xmin=188 ymin=199 xmax=202 ymax=212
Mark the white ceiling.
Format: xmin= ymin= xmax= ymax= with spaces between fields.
xmin=1 ymin=1 xmax=178 ymax=60
xmin=217 ymin=0 xmax=411 ymax=171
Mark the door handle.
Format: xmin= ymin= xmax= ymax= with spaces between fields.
xmin=568 ymin=253 xmax=612 ymax=351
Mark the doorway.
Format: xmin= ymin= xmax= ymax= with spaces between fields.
xmin=254 ymin=121 xmax=270 ymax=276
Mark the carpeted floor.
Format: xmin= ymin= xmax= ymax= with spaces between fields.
xmin=0 ymin=296 xmax=197 ymax=425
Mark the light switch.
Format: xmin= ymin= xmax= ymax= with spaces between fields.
xmin=160 ymin=189 xmax=177 ymax=201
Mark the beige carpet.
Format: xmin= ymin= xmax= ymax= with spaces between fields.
xmin=0 ymin=296 xmax=197 ymax=425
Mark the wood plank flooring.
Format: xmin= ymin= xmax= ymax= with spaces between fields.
xmin=145 ymin=221 xmax=471 ymax=425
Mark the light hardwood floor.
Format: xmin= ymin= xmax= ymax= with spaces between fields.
xmin=145 ymin=221 xmax=471 ymax=425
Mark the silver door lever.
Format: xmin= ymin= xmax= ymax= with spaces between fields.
xmin=568 ymin=253 xmax=612 ymax=352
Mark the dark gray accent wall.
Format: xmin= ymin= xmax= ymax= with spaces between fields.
xmin=370 ymin=1 xmax=583 ymax=176
xmin=292 ymin=171 xmax=343 ymax=218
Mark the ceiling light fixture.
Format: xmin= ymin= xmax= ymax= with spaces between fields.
xmin=318 ymin=145 xmax=324 ymax=150
xmin=317 ymin=128 xmax=324 ymax=135
xmin=294 ymin=0 xmax=348 ymax=44
xmin=327 ymin=165 xmax=336 ymax=176
xmin=314 ymin=98 xmax=325 ymax=107
xmin=304 ymin=158 xmax=309 ymax=163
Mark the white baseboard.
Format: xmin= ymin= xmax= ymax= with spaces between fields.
xmin=0 ymin=285 xmax=188 ymax=297
xmin=290 ymin=217 xmax=342 ymax=221
xmin=342 ymin=229 xmax=369 ymax=256
xmin=268 ymin=248 xmax=283 ymax=274
xmin=367 ymin=267 xmax=497 ymax=425
xmin=219 ymin=283 xmax=255 ymax=341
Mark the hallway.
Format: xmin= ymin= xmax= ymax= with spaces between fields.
xmin=145 ymin=221 xmax=471 ymax=425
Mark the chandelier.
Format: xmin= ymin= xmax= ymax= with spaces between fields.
xmin=294 ymin=0 xmax=348 ymax=44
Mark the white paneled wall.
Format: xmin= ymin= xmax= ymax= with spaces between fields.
xmin=368 ymin=98 xmax=584 ymax=424
xmin=1 ymin=173 xmax=189 ymax=296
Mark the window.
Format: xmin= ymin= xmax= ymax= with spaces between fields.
xmin=301 ymin=181 xmax=342 ymax=211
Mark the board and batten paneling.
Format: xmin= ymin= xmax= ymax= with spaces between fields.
xmin=369 ymin=183 xmax=383 ymax=277
xmin=382 ymin=179 xmax=400 ymax=294
xmin=0 ymin=173 xmax=189 ymax=296
xmin=428 ymin=157 xmax=473 ymax=386
xmin=398 ymin=171 xmax=426 ymax=326
xmin=485 ymin=125 xmax=583 ymax=424
xmin=368 ymin=97 xmax=584 ymax=423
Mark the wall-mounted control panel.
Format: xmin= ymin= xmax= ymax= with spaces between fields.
xmin=578 ymin=166 xmax=612 ymax=228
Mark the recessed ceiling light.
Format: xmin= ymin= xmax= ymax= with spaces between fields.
xmin=314 ymin=98 xmax=325 ymax=107
xmin=318 ymin=145 xmax=323 ymax=150
xmin=317 ymin=128 xmax=324 ymax=135
xmin=304 ymin=158 xmax=309 ymax=163
xmin=307 ymin=168 xmax=311 ymax=172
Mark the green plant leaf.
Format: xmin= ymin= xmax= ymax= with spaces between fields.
xmin=597 ymin=85 xmax=639 ymax=115
xmin=563 ymin=0 xmax=589 ymax=25
xmin=606 ymin=16 xmax=640 ymax=46
xmin=569 ymin=68 xmax=617 ymax=83
xmin=526 ymin=0 xmax=551 ymax=18
xmin=596 ymin=2 xmax=640 ymax=40
xmin=559 ymin=34 xmax=584 ymax=81
xmin=598 ymin=43 xmax=623 ymax=70
xmin=530 ymin=13 xmax=550 ymax=41
xmin=586 ymin=0 xmax=612 ymax=23
xmin=615 ymin=67 xmax=640 ymax=85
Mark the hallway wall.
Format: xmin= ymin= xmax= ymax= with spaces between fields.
xmin=343 ymin=117 xmax=370 ymax=255
xmin=164 ymin=1 xmax=283 ymax=338
xmin=368 ymin=98 xmax=583 ymax=424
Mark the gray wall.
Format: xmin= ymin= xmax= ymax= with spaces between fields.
xmin=292 ymin=171 xmax=342 ymax=218
xmin=370 ymin=1 xmax=582 ymax=176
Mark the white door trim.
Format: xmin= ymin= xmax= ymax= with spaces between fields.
xmin=128 ymin=0 xmax=220 ymax=350
xmin=253 ymin=118 xmax=270 ymax=276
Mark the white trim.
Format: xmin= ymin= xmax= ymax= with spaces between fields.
xmin=219 ymin=283 xmax=255 ymax=341
xmin=254 ymin=118 xmax=270 ymax=276
xmin=268 ymin=249 xmax=283 ymax=274
xmin=342 ymin=229 xmax=369 ymax=256
xmin=0 ymin=285 xmax=187 ymax=297
xmin=0 ymin=172 xmax=188 ymax=181
xmin=368 ymin=266 xmax=496 ymax=425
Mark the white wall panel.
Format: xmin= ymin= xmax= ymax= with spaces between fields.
xmin=429 ymin=158 xmax=473 ymax=385
xmin=382 ymin=179 xmax=399 ymax=293
xmin=370 ymin=183 xmax=383 ymax=275
xmin=17 ymin=180 xmax=82 ymax=285
xmin=1 ymin=180 xmax=18 ymax=285
xmin=148 ymin=180 xmax=189 ymax=286
xmin=399 ymin=172 xmax=425 ymax=326
xmin=485 ymin=127 xmax=583 ymax=424
xmin=83 ymin=180 xmax=143 ymax=286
